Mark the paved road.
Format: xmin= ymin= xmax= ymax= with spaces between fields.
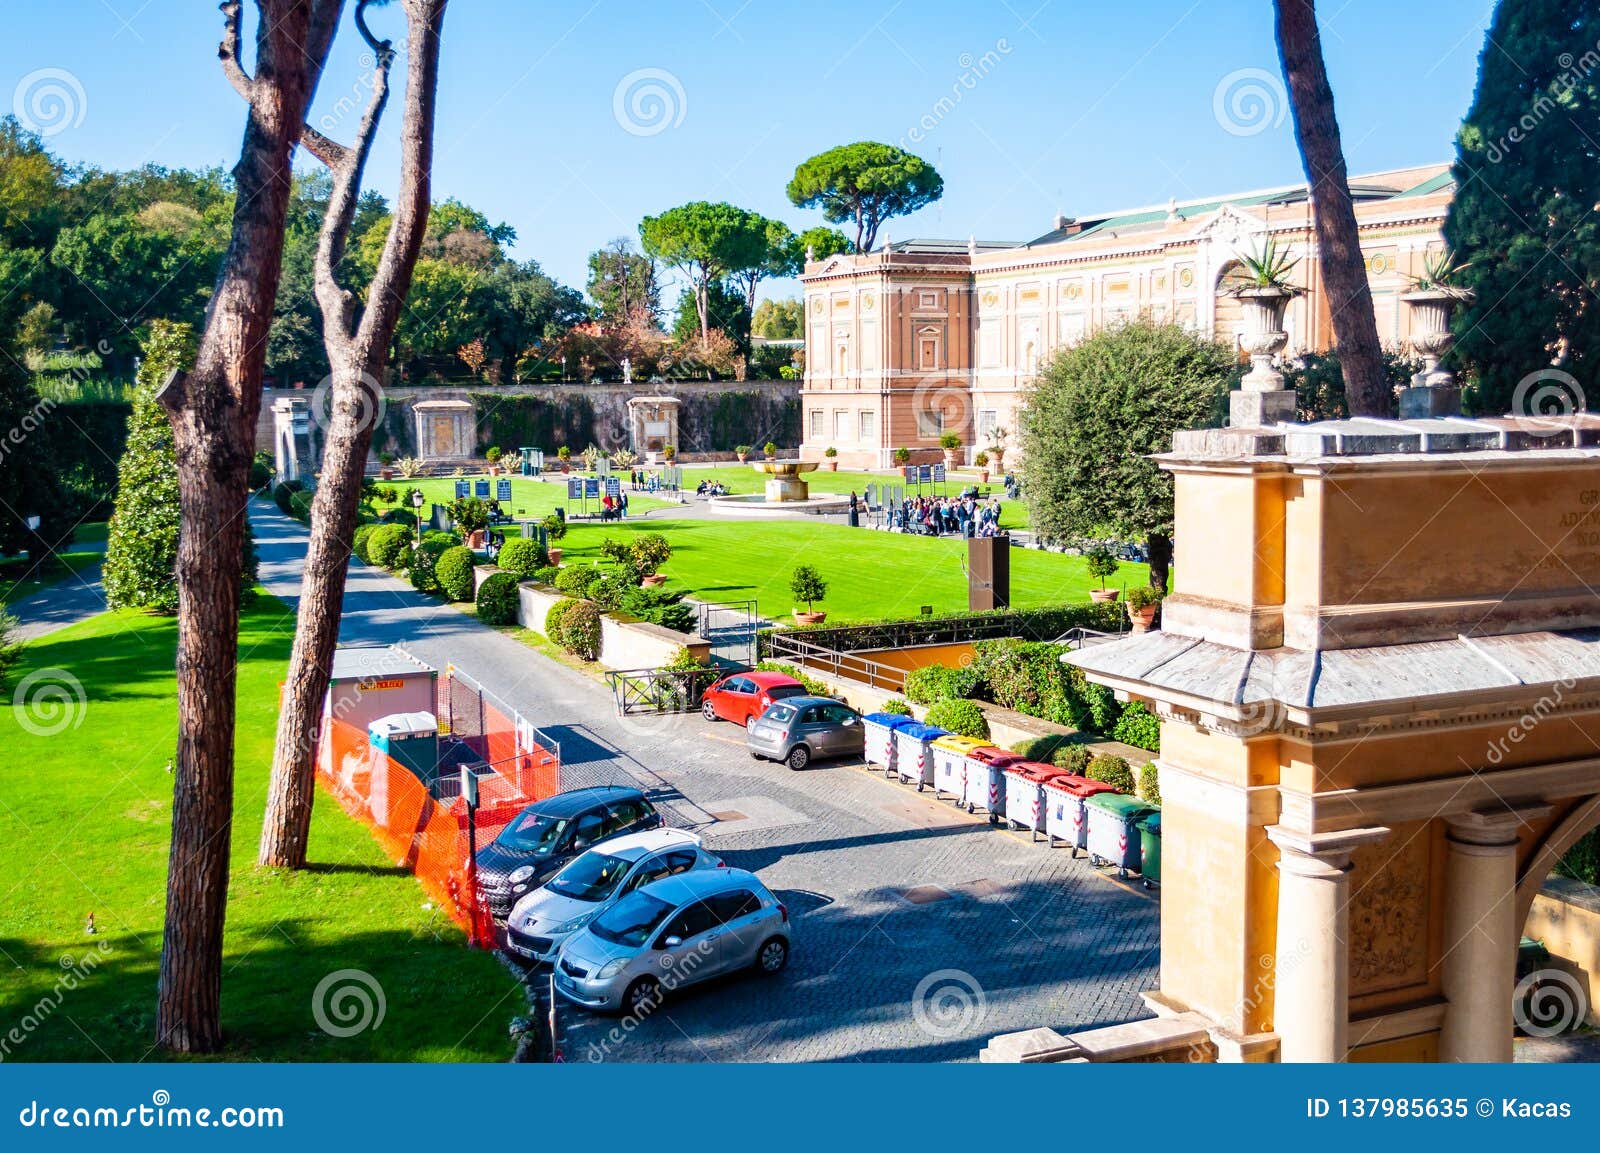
xmin=250 ymin=505 xmax=1160 ymax=1062
xmin=8 ymin=557 xmax=107 ymax=642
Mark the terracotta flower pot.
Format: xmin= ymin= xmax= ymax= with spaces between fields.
xmin=1090 ymin=588 xmax=1120 ymax=603
xmin=979 ymin=470 xmax=989 ymax=483
xmin=547 ymin=548 xmax=562 ymax=566
xmin=640 ymin=573 xmax=667 ymax=587
xmin=736 ymin=453 xmax=748 ymax=463
xmin=379 ymin=468 xmax=394 ymax=481
xmin=825 ymin=459 xmax=838 ymax=471
xmin=989 ymin=451 xmax=1005 ymax=470
xmin=793 ymin=610 xmax=827 ymax=625
xmin=1129 ymin=604 xmax=1158 ymax=633
xmin=468 ymin=529 xmax=486 ymax=549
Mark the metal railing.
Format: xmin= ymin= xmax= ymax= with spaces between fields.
xmin=605 ymin=665 xmax=730 ymax=715
xmin=762 ymin=633 xmax=910 ymax=692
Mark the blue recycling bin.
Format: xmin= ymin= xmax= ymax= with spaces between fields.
xmin=892 ymin=723 xmax=948 ymax=790
xmin=862 ymin=712 xmax=918 ymax=775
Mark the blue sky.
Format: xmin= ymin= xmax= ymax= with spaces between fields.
xmin=4 ymin=0 xmax=1496 ymax=306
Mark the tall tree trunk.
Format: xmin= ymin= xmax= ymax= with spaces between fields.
xmin=155 ymin=0 xmax=342 ymax=1054
xmin=1274 ymin=0 xmax=1389 ymax=418
xmin=1146 ymin=532 xmax=1172 ymax=596
xmin=260 ymin=0 xmax=447 ymax=869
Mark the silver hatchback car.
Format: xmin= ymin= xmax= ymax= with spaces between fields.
xmin=746 ymin=696 xmax=864 ymax=770
xmin=553 ymin=868 xmax=790 ymax=1016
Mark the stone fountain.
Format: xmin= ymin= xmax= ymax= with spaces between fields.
xmin=706 ymin=459 xmax=850 ymax=518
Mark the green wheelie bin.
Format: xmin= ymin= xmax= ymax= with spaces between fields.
xmin=1138 ymin=808 xmax=1162 ymax=889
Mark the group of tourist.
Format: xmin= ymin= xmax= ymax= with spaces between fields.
xmin=875 ymin=492 xmax=1004 ymax=538
xmin=694 ymin=479 xmax=732 ymax=496
xmin=599 ymin=491 xmax=630 ymax=520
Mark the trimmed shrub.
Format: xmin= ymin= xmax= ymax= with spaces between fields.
xmin=476 ymin=572 xmax=521 ymax=625
xmin=904 ymin=664 xmax=958 ymax=705
xmin=591 ymin=566 xmax=639 ymax=612
xmin=351 ymin=523 xmax=379 ymax=564
xmin=1112 ymin=701 xmax=1160 ymax=752
xmin=1051 ymin=744 xmax=1093 ymax=774
xmin=925 ymin=699 xmax=990 ymax=739
xmin=273 ymin=481 xmax=301 ymax=516
xmin=554 ymin=563 xmax=603 ymax=599
xmin=1011 ymin=734 xmax=1074 ymax=763
xmin=1086 ymin=754 xmax=1135 ymax=794
xmin=249 ymin=451 xmax=273 ymax=490
xmin=368 ymin=523 xmax=411 ymax=569
xmin=435 ymin=545 xmax=477 ymax=601
xmin=408 ymin=547 xmax=438 ymax=593
xmin=1138 ymin=761 xmax=1161 ymax=806
xmin=881 ymin=698 xmax=913 ymax=716
xmin=529 ymin=565 xmax=560 ymax=586
xmin=561 ymin=599 xmax=602 ymax=660
xmin=544 ymin=597 xmax=577 ymax=643
xmin=622 ymin=585 xmax=695 ymax=632
xmin=289 ymin=489 xmax=314 ymax=523
xmin=382 ymin=508 xmax=417 ymax=528
xmin=497 ymin=536 xmax=548 ymax=579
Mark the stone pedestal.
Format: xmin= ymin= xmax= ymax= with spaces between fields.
xmin=1229 ymin=388 xmax=1297 ymax=428
xmin=1398 ymin=383 xmax=1463 ymax=419
xmin=765 ymin=475 xmax=809 ymax=503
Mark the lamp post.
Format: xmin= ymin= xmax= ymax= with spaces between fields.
xmin=411 ymin=487 xmax=425 ymax=549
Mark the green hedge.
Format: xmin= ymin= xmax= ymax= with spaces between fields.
xmin=545 ymin=598 xmax=577 ymax=643
xmin=369 ymin=523 xmax=411 ymax=569
xmin=497 ymin=536 xmax=547 ymax=578
xmin=273 ymin=481 xmax=301 ymax=516
xmin=1138 ymin=761 xmax=1161 ymax=805
xmin=1087 ymin=754 xmax=1134 ymax=794
xmin=476 ymin=572 xmax=521 ymax=625
xmin=1112 ymin=701 xmax=1160 ymax=752
xmin=1051 ymin=745 xmax=1092 ymax=774
xmin=765 ymin=601 xmax=1125 ymax=656
xmin=882 ymin=698 xmax=913 ymax=716
xmin=925 ymin=699 xmax=990 ymax=739
xmin=560 ymin=600 xmax=602 ymax=660
xmin=352 ymin=524 xmax=378 ymax=564
xmin=435 ymin=546 xmax=476 ymax=601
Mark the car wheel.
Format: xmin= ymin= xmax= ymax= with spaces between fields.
xmin=744 ymin=715 xmax=756 ymax=730
xmin=622 ymin=976 xmax=662 ymax=1018
xmin=701 ymin=699 xmax=718 ymax=722
xmin=787 ymin=745 xmax=811 ymax=771
xmin=755 ymin=937 xmax=789 ymax=975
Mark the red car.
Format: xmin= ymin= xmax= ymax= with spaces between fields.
xmin=701 ymin=671 xmax=809 ymax=727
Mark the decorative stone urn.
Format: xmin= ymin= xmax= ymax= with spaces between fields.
xmin=988 ymin=446 xmax=1006 ymax=471
xmin=1228 ymin=286 xmax=1298 ymax=428
xmin=1398 ymin=288 xmax=1472 ymax=418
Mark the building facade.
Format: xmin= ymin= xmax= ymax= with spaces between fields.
xmin=798 ymin=164 xmax=1454 ymax=469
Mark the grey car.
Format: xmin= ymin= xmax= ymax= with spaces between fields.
xmin=746 ymin=696 xmax=864 ymax=770
xmin=553 ymin=869 xmax=790 ymax=1016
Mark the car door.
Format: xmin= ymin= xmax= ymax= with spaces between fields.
xmin=794 ymin=704 xmax=832 ymax=755
xmin=562 ymin=810 xmax=607 ymax=871
xmin=704 ymin=888 xmax=766 ymax=972
xmin=826 ymin=704 xmax=864 ymax=757
xmin=654 ymin=897 xmax=722 ymax=983
xmin=715 ymin=677 xmax=750 ymax=723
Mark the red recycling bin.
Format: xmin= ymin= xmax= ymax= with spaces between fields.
xmin=1043 ymin=773 xmax=1122 ymax=854
xmin=1004 ymin=762 xmax=1069 ymax=841
xmin=962 ymin=746 xmax=1025 ymax=822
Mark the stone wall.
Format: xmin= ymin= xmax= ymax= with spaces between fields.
xmin=256 ymin=380 xmax=801 ymax=464
xmin=512 ymin=579 xmax=711 ymax=671
xmin=1524 ymin=876 xmax=1600 ymax=1027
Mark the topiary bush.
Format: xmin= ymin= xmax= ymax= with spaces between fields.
xmin=382 ymin=508 xmax=417 ymax=529
xmin=1051 ymin=744 xmax=1093 ymax=774
xmin=560 ymin=599 xmax=602 ymax=660
xmin=881 ymin=698 xmax=913 ymax=716
xmin=351 ymin=523 xmax=378 ymax=564
xmin=1086 ymin=754 xmax=1135 ymax=794
xmin=554 ymin=564 xmax=603 ymax=599
xmin=249 ymin=451 xmax=274 ymax=490
xmin=904 ymin=664 xmax=959 ymax=705
xmin=408 ymin=547 xmax=438 ymax=593
xmin=544 ymin=597 xmax=576 ymax=643
xmin=1112 ymin=701 xmax=1160 ymax=752
xmin=497 ymin=536 xmax=548 ymax=579
xmin=925 ymin=699 xmax=990 ymax=739
xmin=622 ymin=585 xmax=695 ymax=632
xmin=591 ymin=566 xmax=640 ymax=612
xmin=476 ymin=571 xmax=521 ymax=625
xmin=289 ymin=489 xmax=315 ymax=523
xmin=1011 ymin=734 xmax=1074 ymax=763
xmin=1138 ymin=761 xmax=1161 ymax=806
xmin=368 ymin=523 xmax=411 ymax=569
xmin=435 ymin=545 xmax=477 ymax=601
xmin=273 ymin=481 xmax=301 ymax=516
xmin=529 ymin=565 xmax=560 ymax=586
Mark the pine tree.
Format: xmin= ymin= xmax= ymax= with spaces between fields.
xmin=1445 ymin=0 xmax=1600 ymax=415
xmin=103 ymin=321 xmax=257 ymax=613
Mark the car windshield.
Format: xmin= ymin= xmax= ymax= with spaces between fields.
xmin=767 ymin=685 xmax=807 ymax=701
xmin=764 ymin=704 xmax=796 ymax=724
xmin=590 ymin=891 xmax=675 ymax=947
xmin=548 ymin=852 xmax=631 ymax=902
xmin=495 ymin=811 xmax=568 ymax=854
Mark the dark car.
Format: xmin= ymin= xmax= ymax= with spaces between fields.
xmin=475 ymin=786 xmax=661 ymax=919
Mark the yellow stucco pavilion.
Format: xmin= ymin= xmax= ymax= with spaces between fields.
xmin=985 ymin=413 xmax=1600 ymax=1063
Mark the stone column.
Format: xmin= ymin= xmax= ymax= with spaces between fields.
xmin=1439 ymin=806 xmax=1547 ymax=1062
xmin=1267 ymin=826 xmax=1389 ymax=1063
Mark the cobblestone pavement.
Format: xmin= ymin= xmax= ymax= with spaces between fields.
xmin=251 ymin=505 xmax=1160 ymax=1062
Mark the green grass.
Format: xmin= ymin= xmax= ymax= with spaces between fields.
xmin=0 ymin=598 xmax=518 ymax=1061
xmin=553 ymin=518 xmax=1147 ymax=623
xmin=1 ymin=548 xmax=101 ymax=606
xmin=389 ymin=472 xmax=673 ymax=521
xmin=681 ymin=462 xmax=1014 ymax=504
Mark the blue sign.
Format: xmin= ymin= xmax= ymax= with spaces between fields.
xmin=903 ymin=466 xmax=916 ymax=482
xmin=584 ymin=478 xmax=600 ymax=498
xmin=605 ymin=477 xmax=621 ymax=498
xmin=474 ymin=480 xmax=490 ymax=498
xmin=932 ymin=464 xmax=946 ymax=482
xmin=567 ymin=478 xmax=582 ymax=500
xmin=454 ymin=480 xmax=469 ymax=499
xmin=918 ymin=465 xmax=933 ymax=484
xmin=496 ymin=478 xmax=512 ymax=502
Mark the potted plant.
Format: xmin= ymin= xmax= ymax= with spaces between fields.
xmin=378 ymin=450 xmax=395 ymax=481
xmin=973 ymin=450 xmax=990 ymax=483
xmin=987 ymin=428 xmax=1009 ymax=471
xmin=1084 ymin=542 xmax=1121 ymax=602
xmin=823 ymin=446 xmax=838 ymax=471
xmin=557 ymin=445 xmax=571 ymax=472
xmin=789 ymin=564 xmax=829 ymax=625
xmin=631 ymin=533 xmax=672 ymax=586
xmin=484 ymin=445 xmax=503 ymax=475
xmin=1401 ymin=249 xmax=1474 ymax=393
xmin=735 ymin=444 xmax=752 ymax=463
xmin=763 ymin=441 xmax=778 ymax=460
xmin=449 ymin=495 xmax=491 ymax=550
xmin=939 ymin=431 xmax=962 ymax=469
xmin=1126 ymin=585 xmax=1163 ymax=633
xmin=893 ymin=446 xmax=911 ymax=467
xmin=1223 ymin=237 xmax=1303 ymax=389
xmin=580 ymin=444 xmax=602 ymax=472
xmin=542 ymin=513 xmax=566 ymax=565
xmin=662 ymin=444 xmax=677 ymax=463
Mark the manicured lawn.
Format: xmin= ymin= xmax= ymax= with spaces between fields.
xmin=555 ymin=518 xmax=1147 ymax=623
xmin=682 ymin=462 xmax=1014 ymax=505
xmin=1 ymin=548 xmax=102 ymax=606
xmin=0 ymin=598 xmax=518 ymax=1061
xmin=394 ymin=472 xmax=673 ymax=521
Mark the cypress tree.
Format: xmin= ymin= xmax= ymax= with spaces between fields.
xmin=103 ymin=321 xmax=257 ymax=613
xmin=1445 ymin=0 xmax=1600 ymax=415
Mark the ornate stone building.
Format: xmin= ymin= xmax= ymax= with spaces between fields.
xmin=799 ymin=163 xmax=1454 ymax=469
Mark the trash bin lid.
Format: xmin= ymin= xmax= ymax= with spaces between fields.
xmin=1006 ymin=761 xmax=1058 ymax=781
xmin=369 ymin=711 xmax=437 ymax=738
xmin=1137 ymin=809 xmax=1162 ymax=833
xmin=968 ymin=746 xmax=1024 ymax=766
xmin=1045 ymin=772 xmax=1121 ymax=798
xmin=901 ymin=723 xmax=949 ymax=741
xmin=865 ymin=712 xmax=919 ymax=729
xmin=932 ymin=735 xmax=987 ymax=754
xmin=1086 ymin=793 xmax=1156 ymax=820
